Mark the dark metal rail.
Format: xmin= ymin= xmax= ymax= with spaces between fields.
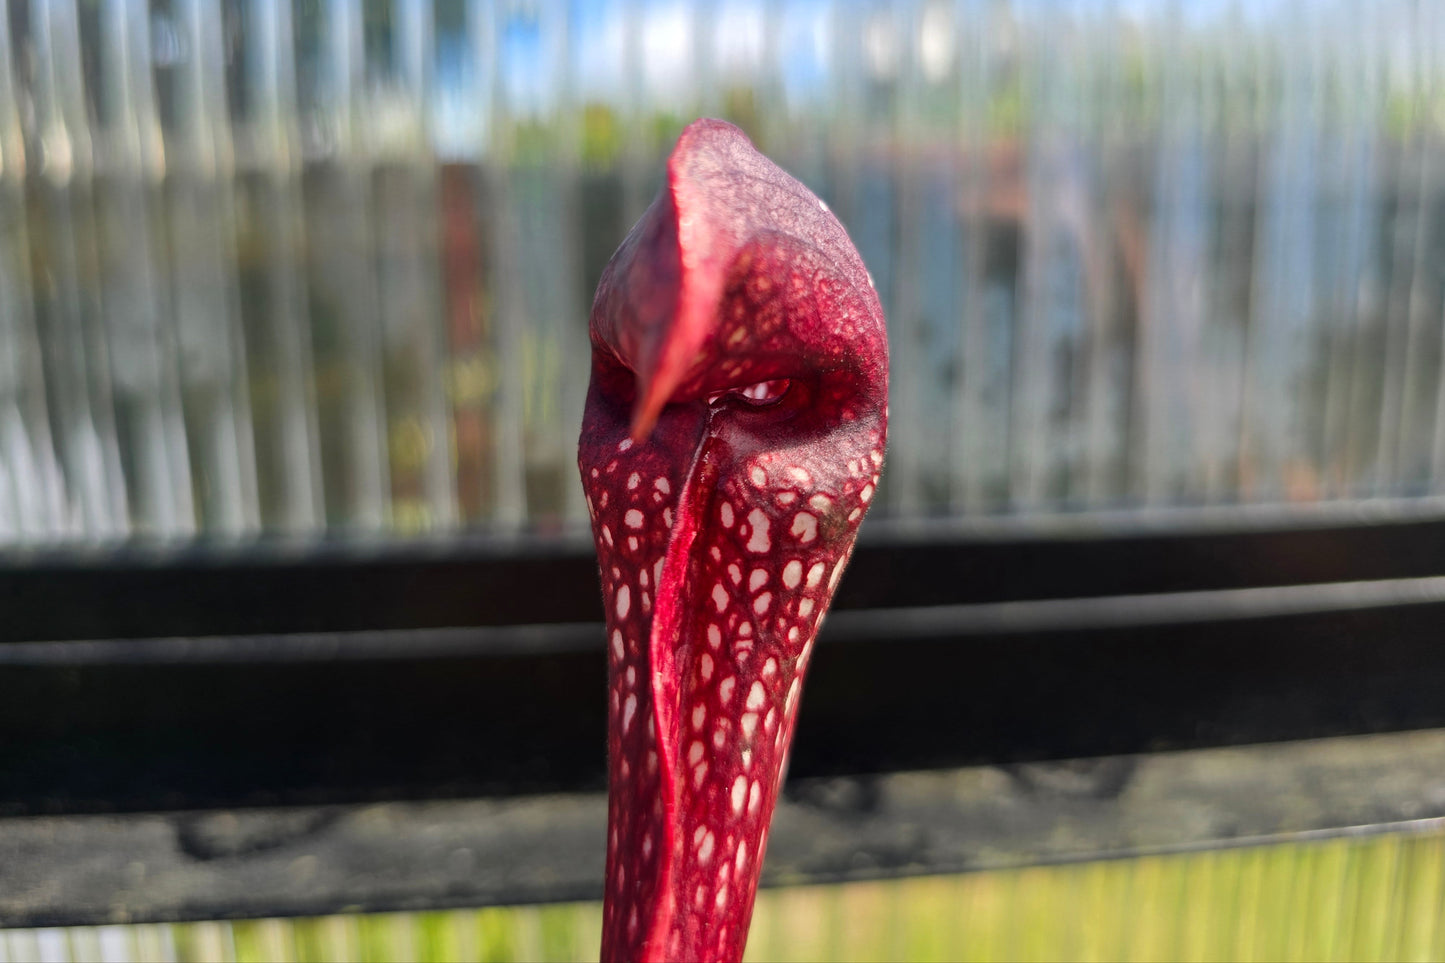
xmin=8 ymin=512 xmax=1445 ymax=644
xmin=4 ymin=512 xmax=1445 ymax=925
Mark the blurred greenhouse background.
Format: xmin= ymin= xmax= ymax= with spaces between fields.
xmin=2 ymin=0 xmax=1444 ymax=545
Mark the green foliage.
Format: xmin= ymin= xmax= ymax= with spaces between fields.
xmin=580 ymin=104 xmax=623 ymax=170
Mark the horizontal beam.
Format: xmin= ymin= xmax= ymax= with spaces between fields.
xmin=7 ymin=514 xmax=1445 ymax=926
xmin=4 ymin=729 xmax=1443 ymax=927
xmin=4 ymin=593 xmax=1445 ymax=816
xmin=5 ymin=510 xmax=1445 ymax=643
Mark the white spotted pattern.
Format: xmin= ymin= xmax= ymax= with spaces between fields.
xmin=790 ymin=512 xmax=817 ymax=542
xmin=746 ymin=509 xmax=771 ymax=552
xmin=806 ymin=561 xmax=826 ymax=588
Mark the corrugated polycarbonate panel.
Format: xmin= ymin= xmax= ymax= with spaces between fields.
xmin=0 ymin=0 xmax=1442 ymax=543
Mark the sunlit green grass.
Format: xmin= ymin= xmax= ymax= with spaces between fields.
xmin=9 ymin=827 xmax=1443 ymax=962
